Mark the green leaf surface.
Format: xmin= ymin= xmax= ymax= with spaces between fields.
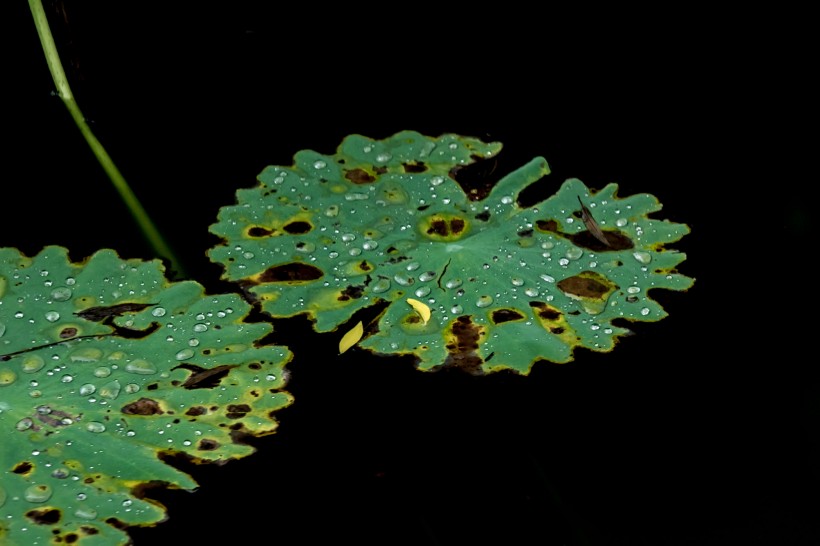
xmin=208 ymin=131 xmax=693 ymax=374
xmin=0 ymin=246 xmax=292 ymax=545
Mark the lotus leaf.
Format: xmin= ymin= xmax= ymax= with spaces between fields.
xmin=0 ymin=246 xmax=292 ymax=545
xmin=208 ymin=131 xmax=693 ymax=374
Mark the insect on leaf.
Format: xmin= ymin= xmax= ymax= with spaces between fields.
xmin=0 ymin=246 xmax=292 ymax=545
xmin=207 ymin=131 xmax=693 ymax=375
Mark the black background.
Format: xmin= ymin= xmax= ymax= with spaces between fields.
xmin=5 ymin=2 xmax=816 ymax=545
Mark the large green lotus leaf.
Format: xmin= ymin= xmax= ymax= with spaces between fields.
xmin=208 ymin=130 xmax=693 ymax=374
xmin=0 ymin=246 xmax=292 ymax=545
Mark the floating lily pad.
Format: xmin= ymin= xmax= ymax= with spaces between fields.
xmin=208 ymin=131 xmax=693 ymax=374
xmin=0 ymin=246 xmax=292 ymax=545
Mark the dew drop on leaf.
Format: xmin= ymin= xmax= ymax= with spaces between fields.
xmin=125 ymin=359 xmax=157 ymax=374
xmin=24 ymin=484 xmax=52 ymax=503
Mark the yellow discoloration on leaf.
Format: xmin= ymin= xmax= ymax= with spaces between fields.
xmin=339 ymin=321 xmax=364 ymax=354
xmin=406 ymin=298 xmax=431 ymax=325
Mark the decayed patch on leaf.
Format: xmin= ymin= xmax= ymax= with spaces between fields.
xmin=208 ymin=130 xmax=693 ymax=375
xmin=0 ymin=246 xmax=293 ymax=546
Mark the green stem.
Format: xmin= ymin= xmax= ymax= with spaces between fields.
xmin=28 ymin=0 xmax=186 ymax=278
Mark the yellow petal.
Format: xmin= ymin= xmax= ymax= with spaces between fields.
xmin=338 ymin=321 xmax=364 ymax=354
xmin=406 ymin=298 xmax=431 ymax=325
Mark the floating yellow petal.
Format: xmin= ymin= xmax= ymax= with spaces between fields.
xmin=406 ymin=298 xmax=431 ymax=325
xmin=338 ymin=321 xmax=364 ymax=354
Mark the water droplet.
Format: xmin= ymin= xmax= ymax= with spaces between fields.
xmin=640 ymin=307 xmax=651 ymax=316
xmin=51 ymin=468 xmax=70 ymax=479
xmin=295 ymin=241 xmax=316 ymax=252
xmin=345 ymin=192 xmax=369 ymax=201
xmin=430 ymin=175 xmax=445 ymax=186
xmin=65 ymin=277 xmax=76 ymax=286
xmin=451 ymin=305 xmax=463 ymax=314
xmin=511 ymin=277 xmax=525 ymax=287
xmin=0 ymin=323 xmax=5 ymax=338
xmin=341 ymin=233 xmax=356 ymax=242
xmin=74 ymin=507 xmax=98 ymax=520
xmin=524 ymin=287 xmax=540 ymax=297
xmin=126 ymin=430 xmax=136 ymax=437
xmin=414 ymin=286 xmax=431 ymax=298
xmin=371 ymin=278 xmax=391 ymax=293
xmin=375 ymin=152 xmax=392 ymax=163
xmin=50 ymin=287 xmax=72 ymax=301
xmin=44 ymin=311 xmax=60 ymax=322
xmin=566 ymin=247 xmax=583 ymax=260
xmin=188 ymin=338 xmax=200 ymax=347
xmin=124 ymin=383 xmax=140 ymax=394
xmin=475 ymin=295 xmax=494 ymax=308
xmin=325 ymin=205 xmax=340 ymax=217
xmin=349 ymin=248 xmax=362 ymax=256
xmin=616 ymin=218 xmax=628 ymax=227
xmin=501 ymin=196 xmax=514 ymax=204
xmin=175 ymin=349 xmax=195 ymax=361
xmin=193 ymin=323 xmax=208 ymax=333
xmin=393 ymin=273 xmax=414 ymax=286
xmin=362 ymin=240 xmax=379 ymax=251
xmin=86 ymin=421 xmax=106 ymax=433
xmin=70 ymin=348 xmax=104 ymax=363
xmin=21 ymin=355 xmax=45 ymax=373
xmin=632 ymin=251 xmax=652 ymax=264
xmin=14 ymin=312 xmax=23 ymax=319
xmin=24 ymin=484 xmax=52 ymax=503
xmin=126 ymin=359 xmax=158 ymax=374
xmin=61 ymin=374 xmax=74 ymax=383
xmin=265 ymin=374 xmax=277 ymax=381
xmin=406 ymin=262 xmax=420 ymax=271
xmin=122 ymin=499 xmax=133 ymax=507
xmin=627 ymin=286 xmax=641 ymax=294
xmin=0 ymin=369 xmax=17 ymax=386
xmin=151 ymin=307 xmax=167 ymax=317
xmin=93 ymin=366 xmax=111 ymax=378
xmin=444 ymin=278 xmax=463 ymax=289
xmin=99 ymin=380 xmax=121 ymax=400
xmin=16 ymin=418 xmax=33 ymax=431
xmin=79 ymin=384 xmax=96 ymax=396
xmin=313 ymin=160 xmax=327 ymax=169
xmin=418 ymin=271 xmax=437 ymax=282
xmin=540 ymin=274 xmax=556 ymax=283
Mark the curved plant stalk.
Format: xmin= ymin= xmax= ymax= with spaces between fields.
xmin=27 ymin=0 xmax=185 ymax=278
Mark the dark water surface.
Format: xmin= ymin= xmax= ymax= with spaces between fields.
xmin=6 ymin=2 xmax=816 ymax=545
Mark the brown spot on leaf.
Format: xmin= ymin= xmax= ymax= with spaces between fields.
xmin=174 ymin=364 xmax=238 ymax=389
xmin=344 ymin=168 xmax=376 ymax=184
xmin=75 ymin=302 xmax=156 ymax=322
xmin=557 ymin=274 xmax=610 ymax=299
xmin=536 ymin=219 xmax=559 ymax=232
xmin=339 ymin=284 xmax=365 ymax=301
xmin=186 ymin=406 xmax=207 ymax=416
xmin=490 ymin=308 xmax=526 ymax=324
xmin=529 ymin=301 xmax=561 ymax=320
xmin=259 ymin=263 xmax=323 ymax=282
xmin=427 ymin=219 xmax=449 ymax=236
xmin=402 ymin=161 xmax=427 ymax=173
xmin=443 ymin=316 xmax=484 ymax=375
xmin=26 ymin=508 xmax=61 ymax=525
xmin=450 ymin=218 xmax=465 ymax=235
xmin=283 ymin=221 xmax=312 ymax=234
xmin=13 ymin=461 xmax=33 ymax=475
xmin=121 ymin=398 xmax=164 ymax=415
xmin=570 ymin=230 xmax=633 ymax=251
xmin=248 ymin=226 xmax=276 ymax=237
xmin=226 ymin=404 xmax=252 ymax=419
xmin=59 ymin=327 xmax=78 ymax=339
xmin=198 ymin=439 xmax=220 ymax=451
